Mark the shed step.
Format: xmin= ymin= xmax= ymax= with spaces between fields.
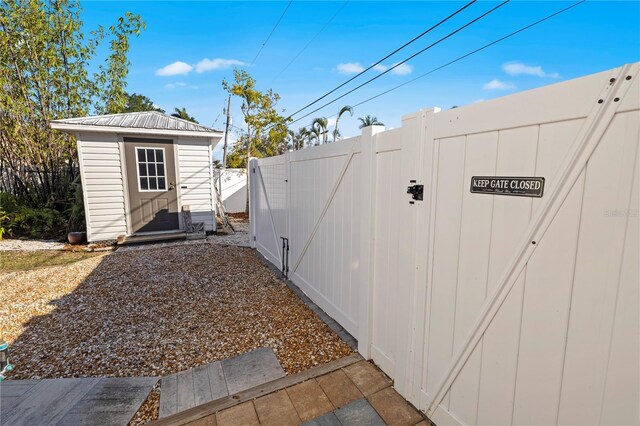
xmin=159 ymin=348 xmax=285 ymax=418
xmin=117 ymin=232 xmax=187 ymax=245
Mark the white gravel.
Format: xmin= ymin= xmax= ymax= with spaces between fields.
xmin=0 ymin=239 xmax=66 ymax=251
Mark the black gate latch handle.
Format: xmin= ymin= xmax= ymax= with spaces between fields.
xmin=407 ymin=184 xmax=424 ymax=201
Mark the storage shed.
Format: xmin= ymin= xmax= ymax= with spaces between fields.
xmin=51 ymin=111 xmax=223 ymax=242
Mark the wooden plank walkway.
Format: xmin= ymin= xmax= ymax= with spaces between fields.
xmin=159 ymin=347 xmax=285 ymax=418
xmin=0 ymin=376 xmax=158 ymax=426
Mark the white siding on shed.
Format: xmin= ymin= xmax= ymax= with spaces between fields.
xmin=77 ymin=132 xmax=127 ymax=241
xmin=177 ymin=137 xmax=216 ymax=231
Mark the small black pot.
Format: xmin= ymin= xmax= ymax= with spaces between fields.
xmin=67 ymin=231 xmax=86 ymax=244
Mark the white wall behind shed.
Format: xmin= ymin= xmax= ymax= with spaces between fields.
xmin=214 ymin=168 xmax=247 ymax=213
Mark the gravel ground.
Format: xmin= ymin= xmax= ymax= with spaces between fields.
xmin=1 ymin=243 xmax=353 ymax=381
xmin=0 ymin=239 xmax=66 ymax=251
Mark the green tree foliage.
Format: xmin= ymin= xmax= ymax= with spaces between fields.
xmin=124 ymin=92 xmax=164 ymax=113
xmin=288 ymin=105 xmax=353 ymax=149
xmin=222 ymin=69 xmax=289 ymax=212
xmin=357 ymin=115 xmax=384 ymax=129
xmin=311 ymin=117 xmax=329 ymax=145
xmin=225 ymin=131 xmax=289 ymax=169
xmin=287 ymin=128 xmax=309 ymax=151
xmin=0 ymin=0 xmax=144 ymax=233
xmin=333 ymin=105 xmax=353 ymax=142
xmin=171 ymin=107 xmax=198 ymax=123
xmin=222 ymin=69 xmax=289 ymax=163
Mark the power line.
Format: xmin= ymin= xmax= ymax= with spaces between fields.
xmin=272 ymin=1 xmax=349 ymax=83
xmin=294 ymin=0 xmax=585 ymax=133
xmin=289 ymin=0 xmax=509 ymax=126
xmin=251 ymin=1 xmax=293 ymax=66
xmin=350 ymin=0 xmax=586 ymax=110
xmin=286 ymin=0 xmax=477 ymax=119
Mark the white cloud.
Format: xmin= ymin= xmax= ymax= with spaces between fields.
xmin=156 ymin=61 xmax=193 ymax=76
xmin=165 ymin=82 xmax=187 ymax=89
xmin=390 ymin=62 xmax=412 ymax=76
xmin=502 ymin=62 xmax=560 ymax=78
xmin=371 ymin=62 xmax=412 ymax=75
xmin=195 ymin=58 xmax=247 ymax=73
xmin=483 ymin=79 xmax=516 ymax=90
xmin=336 ymin=62 xmax=364 ymax=74
xmin=164 ymin=82 xmax=199 ymax=90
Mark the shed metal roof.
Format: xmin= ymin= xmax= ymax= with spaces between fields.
xmin=51 ymin=111 xmax=222 ymax=136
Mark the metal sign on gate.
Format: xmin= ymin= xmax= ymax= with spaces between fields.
xmin=470 ymin=176 xmax=545 ymax=197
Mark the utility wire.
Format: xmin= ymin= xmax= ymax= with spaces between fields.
xmin=286 ymin=0 xmax=477 ymax=119
xmin=294 ymin=0 xmax=585 ymax=132
xmin=349 ymin=0 xmax=586 ymax=110
xmin=289 ymin=0 xmax=509 ymax=126
xmin=251 ymin=1 xmax=293 ymax=66
xmin=272 ymin=1 xmax=349 ymax=83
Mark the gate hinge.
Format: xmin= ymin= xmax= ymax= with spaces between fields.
xmin=252 ymin=167 xmax=255 ymax=173
xmin=253 ymin=236 xmax=256 ymax=241
xmin=407 ymin=180 xmax=424 ymax=202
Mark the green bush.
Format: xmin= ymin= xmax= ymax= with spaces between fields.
xmin=65 ymin=180 xmax=86 ymax=232
xmin=0 ymin=193 xmax=67 ymax=240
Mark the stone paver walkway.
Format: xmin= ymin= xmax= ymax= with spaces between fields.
xmin=0 ymin=376 xmax=158 ymax=425
xmin=180 ymin=360 xmax=426 ymax=426
xmin=160 ymin=348 xmax=285 ymax=418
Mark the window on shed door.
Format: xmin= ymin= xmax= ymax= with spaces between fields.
xmin=136 ymin=147 xmax=167 ymax=191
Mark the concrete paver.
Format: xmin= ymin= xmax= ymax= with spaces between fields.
xmin=0 ymin=376 xmax=157 ymax=426
xmin=254 ymin=390 xmax=301 ymax=426
xmin=286 ymin=379 xmax=334 ymax=422
xmin=222 ymin=348 xmax=286 ymax=395
xmin=334 ymin=398 xmax=385 ymax=425
xmin=316 ymin=370 xmax=363 ymax=409
xmin=367 ymin=386 xmax=424 ymax=426
xmin=189 ymin=414 xmax=218 ymax=426
xmin=160 ymin=360 xmax=229 ymax=418
xmin=343 ymin=361 xmax=392 ymax=396
xmin=188 ymin=357 xmax=427 ymax=426
xmin=302 ymin=412 xmax=342 ymax=426
xmin=216 ymin=401 xmax=260 ymax=426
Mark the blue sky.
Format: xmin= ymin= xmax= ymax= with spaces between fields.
xmin=80 ymin=1 xmax=640 ymax=158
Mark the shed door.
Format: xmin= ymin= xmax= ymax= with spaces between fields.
xmin=124 ymin=137 xmax=179 ymax=233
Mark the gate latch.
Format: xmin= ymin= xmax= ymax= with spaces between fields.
xmin=407 ymin=181 xmax=424 ymax=202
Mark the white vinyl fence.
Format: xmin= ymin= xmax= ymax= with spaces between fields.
xmin=249 ymin=63 xmax=639 ymax=425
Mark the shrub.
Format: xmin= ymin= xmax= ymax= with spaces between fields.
xmin=0 ymin=193 xmax=67 ymax=240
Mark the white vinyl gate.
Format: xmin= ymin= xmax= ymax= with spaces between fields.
xmin=250 ymin=63 xmax=639 ymax=425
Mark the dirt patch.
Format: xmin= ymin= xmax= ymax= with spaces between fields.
xmin=227 ymin=212 xmax=249 ymax=220
xmin=1 ymin=244 xmax=353 ymax=380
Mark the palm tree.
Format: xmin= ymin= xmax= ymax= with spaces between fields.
xmin=357 ymin=115 xmax=384 ymax=129
xmin=308 ymin=126 xmax=321 ymax=146
xmin=311 ymin=117 xmax=329 ymax=144
xmin=333 ymin=105 xmax=353 ymax=142
xmin=287 ymin=128 xmax=308 ymax=150
xmin=171 ymin=107 xmax=198 ymax=123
